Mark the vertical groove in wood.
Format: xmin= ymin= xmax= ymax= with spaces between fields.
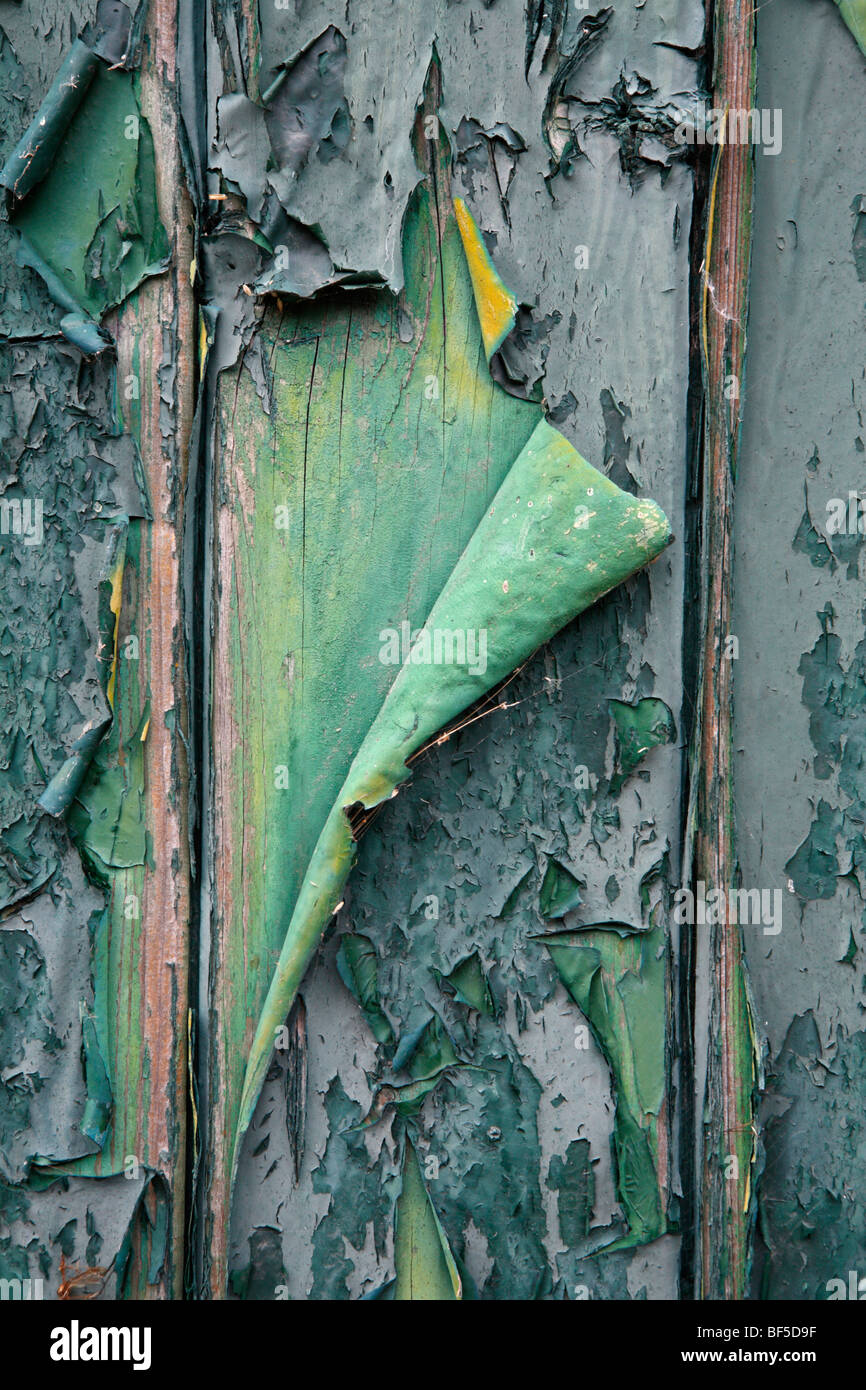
xmin=696 ymin=0 xmax=757 ymax=1301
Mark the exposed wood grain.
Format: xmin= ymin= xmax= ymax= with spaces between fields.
xmin=696 ymin=0 xmax=757 ymax=1301
xmin=107 ymin=0 xmax=195 ymax=1298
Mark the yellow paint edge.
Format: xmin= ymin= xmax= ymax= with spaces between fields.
xmin=453 ymin=196 xmax=518 ymax=360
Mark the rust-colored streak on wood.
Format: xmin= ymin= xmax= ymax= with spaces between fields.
xmin=696 ymin=0 xmax=756 ymax=1300
xmin=113 ymin=0 xmax=195 ymax=1297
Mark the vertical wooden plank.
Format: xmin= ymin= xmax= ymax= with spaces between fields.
xmin=694 ymin=0 xmax=757 ymax=1300
xmin=99 ymin=0 xmax=195 ymax=1296
xmin=0 ymin=0 xmax=193 ymax=1298
xmin=733 ymin=0 xmax=866 ymax=1299
xmin=200 ymin=0 xmax=697 ymax=1299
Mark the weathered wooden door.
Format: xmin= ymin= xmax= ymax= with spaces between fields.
xmin=1 ymin=0 xmax=864 ymax=1308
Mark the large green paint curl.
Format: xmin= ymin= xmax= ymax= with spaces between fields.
xmin=232 ymin=213 xmax=672 ymax=1187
